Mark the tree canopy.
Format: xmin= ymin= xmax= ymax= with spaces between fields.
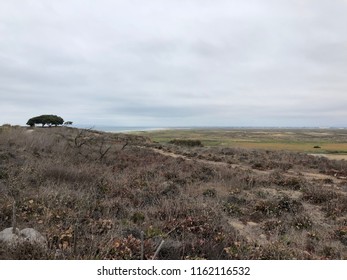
xmin=26 ymin=115 xmax=64 ymax=127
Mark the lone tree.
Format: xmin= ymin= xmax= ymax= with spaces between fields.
xmin=26 ymin=114 xmax=64 ymax=127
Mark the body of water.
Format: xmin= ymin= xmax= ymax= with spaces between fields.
xmin=75 ymin=125 xmax=174 ymax=133
xmin=74 ymin=125 xmax=347 ymax=133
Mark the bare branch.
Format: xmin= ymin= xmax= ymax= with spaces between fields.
xmin=152 ymin=240 xmax=165 ymax=260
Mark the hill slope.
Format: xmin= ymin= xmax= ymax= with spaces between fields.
xmin=0 ymin=126 xmax=346 ymax=259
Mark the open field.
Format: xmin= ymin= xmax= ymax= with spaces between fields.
xmin=133 ymin=128 xmax=347 ymax=154
xmin=1 ymin=125 xmax=347 ymax=260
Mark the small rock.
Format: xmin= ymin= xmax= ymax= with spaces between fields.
xmin=0 ymin=228 xmax=20 ymax=245
xmin=0 ymin=227 xmax=46 ymax=247
xmin=20 ymin=228 xmax=47 ymax=246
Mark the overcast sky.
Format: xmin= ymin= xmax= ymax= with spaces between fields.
xmin=1 ymin=0 xmax=347 ymax=127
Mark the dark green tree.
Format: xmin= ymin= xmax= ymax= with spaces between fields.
xmin=26 ymin=115 xmax=64 ymax=127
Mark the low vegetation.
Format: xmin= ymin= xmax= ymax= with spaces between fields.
xmin=0 ymin=125 xmax=347 ymax=259
xmin=169 ymin=139 xmax=203 ymax=147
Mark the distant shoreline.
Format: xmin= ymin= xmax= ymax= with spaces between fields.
xmin=75 ymin=125 xmax=347 ymax=133
xmin=6 ymin=124 xmax=347 ymax=133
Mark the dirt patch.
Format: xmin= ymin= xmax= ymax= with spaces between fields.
xmin=148 ymin=146 xmax=271 ymax=176
xmin=228 ymin=219 xmax=268 ymax=245
xmin=310 ymin=154 xmax=347 ymax=161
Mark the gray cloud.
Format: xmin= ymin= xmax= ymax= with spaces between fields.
xmin=1 ymin=0 xmax=347 ymax=127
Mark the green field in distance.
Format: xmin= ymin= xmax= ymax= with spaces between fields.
xmin=132 ymin=128 xmax=347 ymax=155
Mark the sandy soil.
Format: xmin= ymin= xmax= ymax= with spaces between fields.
xmin=310 ymin=154 xmax=347 ymax=161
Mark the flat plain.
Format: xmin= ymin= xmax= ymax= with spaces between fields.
xmin=133 ymin=128 xmax=347 ymax=154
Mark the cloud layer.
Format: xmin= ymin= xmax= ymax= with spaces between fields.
xmin=1 ymin=0 xmax=347 ymax=127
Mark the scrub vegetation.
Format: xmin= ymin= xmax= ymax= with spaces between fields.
xmin=1 ymin=125 xmax=347 ymax=259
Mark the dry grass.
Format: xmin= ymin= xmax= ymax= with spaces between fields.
xmin=0 ymin=125 xmax=346 ymax=259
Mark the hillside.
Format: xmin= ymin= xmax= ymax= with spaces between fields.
xmin=0 ymin=125 xmax=347 ymax=259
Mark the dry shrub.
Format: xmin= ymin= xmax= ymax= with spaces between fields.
xmin=192 ymin=166 xmax=218 ymax=182
xmin=302 ymin=185 xmax=339 ymax=204
xmin=250 ymin=242 xmax=299 ymax=260
xmin=269 ymin=170 xmax=304 ymax=190
xmin=100 ymin=235 xmax=155 ymax=260
xmin=322 ymin=196 xmax=347 ymax=218
xmin=292 ymin=214 xmax=313 ymax=230
xmin=1 ymin=126 xmax=347 ymax=259
xmin=0 ymin=241 xmax=50 ymax=260
xmin=202 ymin=188 xmax=217 ymax=198
xmin=0 ymin=202 xmax=12 ymax=229
xmin=335 ymin=226 xmax=347 ymax=246
xmin=319 ymin=246 xmax=342 ymax=259
xmin=169 ymin=139 xmax=203 ymax=147
xmin=42 ymin=165 xmax=97 ymax=183
xmin=277 ymin=196 xmax=304 ymax=214
xmin=252 ymin=196 xmax=303 ymax=220
xmin=262 ymin=220 xmax=288 ymax=235
xmin=223 ymin=203 xmax=243 ymax=216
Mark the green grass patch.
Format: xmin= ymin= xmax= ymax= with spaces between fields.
xmin=132 ymin=129 xmax=347 ymax=154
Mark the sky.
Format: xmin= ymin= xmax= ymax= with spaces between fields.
xmin=1 ymin=0 xmax=347 ymax=127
